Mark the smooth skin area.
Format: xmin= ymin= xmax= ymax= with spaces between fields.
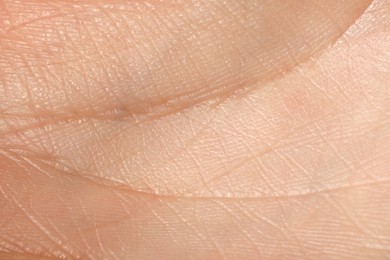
xmin=0 ymin=0 xmax=389 ymax=259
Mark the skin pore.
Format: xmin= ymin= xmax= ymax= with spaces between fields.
xmin=0 ymin=0 xmax=389 ymax=259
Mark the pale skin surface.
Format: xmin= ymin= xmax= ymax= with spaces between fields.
xmin=0 ymin=0 xmax=389 ymax=259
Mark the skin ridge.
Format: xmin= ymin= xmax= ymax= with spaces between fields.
xmin=0 ymin=1 xmax=379 ymax=193
xmin=0 ymin=0 xmax=374 ymax=121
xmin=2 ymin=144 xmax=389 ymax=202
xmin=141 ymin=0 xmax=375 ymax=121
xmin=0 ymin=0 xmax=377 ymax=201
xmin=0 ymin=2 xmax=389 ymax=259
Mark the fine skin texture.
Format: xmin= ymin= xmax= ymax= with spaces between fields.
xmin=0 ymin=0 xmax=390 ymax=259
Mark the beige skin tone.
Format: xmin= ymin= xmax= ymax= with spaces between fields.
xmin=0 ymin=0 xmax=389 ymax=259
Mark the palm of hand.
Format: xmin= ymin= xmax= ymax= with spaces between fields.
xmin=0 ymin=0 xmax=389 ymax=259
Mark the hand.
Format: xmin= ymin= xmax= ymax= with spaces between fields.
xmin=1 ymin=0 xmax=389 ymax=259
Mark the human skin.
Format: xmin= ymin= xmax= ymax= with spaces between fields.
xmin=0 ymin=0 xmax=389 ymax=259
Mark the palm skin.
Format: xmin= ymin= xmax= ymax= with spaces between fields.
xmin=0 ymin=0 xmax=389 ymax=259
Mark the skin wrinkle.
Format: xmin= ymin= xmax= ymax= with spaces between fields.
xmin=0 ymin=189 xmax=74 ymax=259
xmin=1 ymin=1 xmax=389 ymax=258
xmin=12 ymin=47 xmax=390 ymax=177
xmin=2 ymin=68 xmax=386 ymax=197
xmin=190 ymin=105 xmax=343 ymax=192
xmin=18 ymin=150 xmax=390 ymax=201
xmin=0 ymin=0 xmax=373 ymax=118
xmin=0 ymin=0 xmax=368 ymax=120
xmin=3 ymin=140 xmax=389 ymax=204
xmin=3 ymin=74 xmax=386 ymax=198
xmin=1 ymin=162 xmax=388 ymax=258
xmin=175 ymin=85 xmax=389 ymax=195
xmin=0 ymin=2 xmax=374 ymax=130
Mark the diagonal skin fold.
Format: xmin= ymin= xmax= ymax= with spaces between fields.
xmin=1 ymin=0 xmax=390 ymax=258
xmin=0 ymin=0 xmax=379 ymax=199
xmin=0 ymin=0 xmax=373 ymax=117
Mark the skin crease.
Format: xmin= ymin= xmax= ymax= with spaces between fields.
xmin=0 ymin=0 xmax=389 ymax=259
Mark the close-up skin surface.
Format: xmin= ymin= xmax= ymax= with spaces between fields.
xmin=0 ymin=0 xmax=390 ymax=259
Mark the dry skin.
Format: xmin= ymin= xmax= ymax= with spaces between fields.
xmin=0 ymin=0 xmax=389 ymax=259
